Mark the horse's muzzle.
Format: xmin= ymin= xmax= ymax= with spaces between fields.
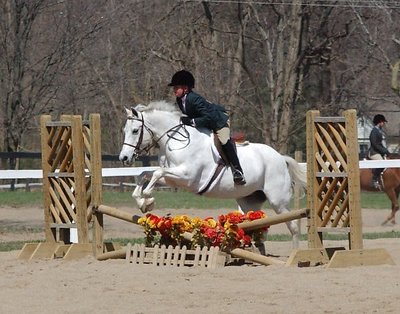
xmin=119 ymin=153 xmax=137 ymax=166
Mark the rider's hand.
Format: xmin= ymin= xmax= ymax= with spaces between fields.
xmin=180 ymin=116 xmax=193 ymax=126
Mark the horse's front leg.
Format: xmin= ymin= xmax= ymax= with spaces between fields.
xmin=381 ymin=189 xmax=399 ymax=225
xmin=142 ymin=166 xmax=187 ymax=198
xmin=138 ymin=166 xmax=188 ymax=213
xmin=132 ymin=171 xmax=156 ymax=213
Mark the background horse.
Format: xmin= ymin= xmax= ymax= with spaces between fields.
xmin=119 ymin=101 xmax=307 ymax=247
xmin=360 ymin=153 xmax=400 ymax=225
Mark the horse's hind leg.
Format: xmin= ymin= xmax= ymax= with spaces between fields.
xmin=236 ymin=191 xmax=266 ymax=212
xmin=267 ymin=195 xmax=300 ymax=249
xmin=236 ymin=192 xmax=268 ymax=254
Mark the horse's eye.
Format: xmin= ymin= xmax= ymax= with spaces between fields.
xmin=132 ymin=129 xmax=139 ymax=135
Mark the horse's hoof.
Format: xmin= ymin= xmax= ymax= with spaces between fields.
xmin=381 ymin=219 xmax=396 ymax=226
xmin=139 ymin=198 xmax=154 ymax=213
xmin=139 ymin=205 xmax=152 ymax=214
xmin=143 ymin=203 xmax=154 ymax=213
xmin=252 ymin=242 xmax=266 ymax=256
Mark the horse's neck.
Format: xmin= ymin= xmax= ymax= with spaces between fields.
xmin=147 ymin=111 xmax=179 ymax=138
xmin=158 ymin=125 xmax=213 ymax=160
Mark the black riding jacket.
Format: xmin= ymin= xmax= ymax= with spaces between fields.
xmin=369 ymin=126 xmax=389 ymax=156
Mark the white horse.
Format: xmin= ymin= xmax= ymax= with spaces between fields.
xmin=119 ymin=101 xmax=307 ymax=247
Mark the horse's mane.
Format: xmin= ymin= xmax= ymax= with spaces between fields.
xmin=136 ymin=100 xmax=179 ymax=115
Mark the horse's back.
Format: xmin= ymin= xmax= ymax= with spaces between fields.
xmin=238 ymin=143 xmax=293 ymax=188
xmin=360 ymin=167 xmax=400 ymax=191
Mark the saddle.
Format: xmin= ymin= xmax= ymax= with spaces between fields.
xmin=212 ymin=133 xmax=249 ymax=165
xmin=197 ymin=134 xmax=248 ymax=195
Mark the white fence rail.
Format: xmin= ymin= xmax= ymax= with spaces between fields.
xmin=1 ymin=160 xmax=399 ymax=190
xmin=0 ymin=167 xmax=160 ymax=180
xmin=0 ymin=167 xmax=159 ymax=191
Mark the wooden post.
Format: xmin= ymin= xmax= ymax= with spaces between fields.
xmin=90 ymin=114 xmax=104 ymax=256
xmin=40 ymin=115 xmax=56 ymax=242
xmin=289 ymin=109 xmax=395 ymax=267
xmin=344 ymin=110 xmax=363 ymax=249
xmin=306 ymin=110 xmax=323 ymax=249
xmin=70 ymin=116 xmax=89 ymax=243
xmin=294 ymin=150 xmax=303 ymax=237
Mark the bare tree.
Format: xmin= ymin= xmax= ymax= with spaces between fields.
xmin=0 ymin=0 xmax=104 ymax=158
xmin=2 ymin=1 xmax=400 ymax=160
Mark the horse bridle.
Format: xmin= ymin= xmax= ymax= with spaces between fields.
xmin=122 ymin=110 xmax=154 ymax=158
xmin=122 ymin=110 xmax=189 ymax=157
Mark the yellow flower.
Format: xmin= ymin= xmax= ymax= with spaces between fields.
xmin=191 ymin=217 xmax=203 ymax=228
xmin=204 ymin=218 xmax=217 ymax=228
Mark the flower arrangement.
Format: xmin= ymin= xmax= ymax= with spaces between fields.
xmin=138 ymin=210 xmax=269 ymax=251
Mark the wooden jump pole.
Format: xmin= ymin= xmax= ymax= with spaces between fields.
xmin=237 ymin=208 xmax=309 ymax=231
xmin=93 ymin=205 xmax=308 ymax=241
xmin=230 ymin=248 xmax=286 ymax=266
xmin=95 ymin=204 xmax=142 ymax=225
xmin=93 ymin=204 xmax=307 ymax=265
xmin=97 ymin=248 xmax=127 ymax=261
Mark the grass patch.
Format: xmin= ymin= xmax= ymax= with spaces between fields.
xmin=105 ymin=237 xmax=146 ymax=246
xmin=0 ymin=190 xmax=393 ymax=209
xmin=266 ymin=231 xmax=400 ymax=242
xmin=0 ymin=240 xmax=42 ymax=252
xmin=0 ymin=226 xmax=43 ymax=233
xmin=0 ymin=191 xmax=43 ymax=207
xmin=103 ymin=190 xmax=239 ymax=209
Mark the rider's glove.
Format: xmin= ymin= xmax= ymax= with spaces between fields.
xmin=180 ymin=116 xmax=193 ymax=126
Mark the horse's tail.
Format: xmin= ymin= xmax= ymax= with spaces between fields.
xmin=283 ymin=155 xmax=307 ymax=193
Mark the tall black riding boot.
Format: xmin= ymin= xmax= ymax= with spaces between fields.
xmin=371 ymin=168 xmax=382 ymax=189
xmin=221 ymin=139 xmax=246 ymax=185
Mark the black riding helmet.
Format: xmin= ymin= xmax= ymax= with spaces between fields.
xmin=373 ymin=114 xmax=388 ymax=125
xmin=168 ymin=70 xmax=195 ymax=88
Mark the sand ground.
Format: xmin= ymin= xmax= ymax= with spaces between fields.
xmin=1 ymin=205 xmax=400 ymax=313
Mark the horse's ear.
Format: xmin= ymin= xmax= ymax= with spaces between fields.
xmin=130 ymin=107 xmax=140 ymax=117
xmin=125 ymin=107 xmax=132 ymax=118
xmin=125 ymin=106 xmax=139 ymax=118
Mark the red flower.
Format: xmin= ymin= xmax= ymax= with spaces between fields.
xmin=157 ymin=217 xmax=172 ymax=236
xmin=202 ymin=226 xmax=217 ymax=239
xmin=246 ymin=210 xmax=266 ymax=221
xmin=242 ymin=235 xmax=252 ymax=246
xmin=225 ymin=211 xmax=245 ymax=224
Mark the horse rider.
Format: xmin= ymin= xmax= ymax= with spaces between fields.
xmin=369 ymin=114 xmax=390 ymax=189
xmin=168 ymin=70 xmax=246 ymax=185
